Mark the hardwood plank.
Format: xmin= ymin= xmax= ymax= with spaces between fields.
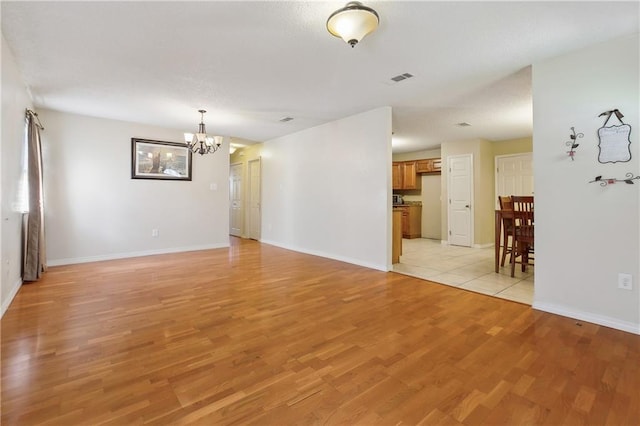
xmin=2 ymin=237 xmax=639 ymax=425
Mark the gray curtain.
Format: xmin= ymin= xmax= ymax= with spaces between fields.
xmin=22 ymin=109 xmax=46 ymax=281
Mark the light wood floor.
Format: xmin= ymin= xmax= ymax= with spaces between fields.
xmin=2 ymin=238 xmax=639 ymax=425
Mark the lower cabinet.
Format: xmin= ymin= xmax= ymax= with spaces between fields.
xmin=395 ymin=205 xmax=422 ymax=239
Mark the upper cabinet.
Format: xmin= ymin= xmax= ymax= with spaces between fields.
xmin=394 ymin=158 xmax=441 ymax=190
xmin=432 ymin=158 xmax=442 ymax=173
xmin=393 ymin=161 xmax=421 ymax=190
xmin=402 ymin=161 xmax=421 ymax=189
xmin=392 ymin=162 xmax=403 ymax=190
xmin=416 ymin=158 xmax=442 ymax=174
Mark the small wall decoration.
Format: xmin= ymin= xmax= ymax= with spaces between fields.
xmin=565 ymin=127 xmax=583 ymax=160
xmin=589 ymin=172 xmax=640 ymax=187
xmin=131 ymin=138 xmax=192 ymax=181
xmin=597 ymin=109 xmax=632 ymax=163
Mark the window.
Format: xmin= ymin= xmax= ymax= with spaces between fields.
xmin=15 ymin=119 xmax=29 ymax=213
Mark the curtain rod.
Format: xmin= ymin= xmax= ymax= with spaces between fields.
xmin=25 ymin=109 xmax=44 ymax=130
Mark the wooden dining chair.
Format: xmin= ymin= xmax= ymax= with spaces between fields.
xmin=511 ymin=195 xmax=534 ymax=213
xmin=510 ymin=196 xmax=534 ymax=277
xmin=498 ymin=196 xmax=514 ymax=267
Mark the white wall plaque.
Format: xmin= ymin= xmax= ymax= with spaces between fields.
xmin=598 ymin=124 xmax=631 ymax=163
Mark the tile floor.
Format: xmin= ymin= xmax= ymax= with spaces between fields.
xmin=393 ymin=238 xmax=534 ymax=305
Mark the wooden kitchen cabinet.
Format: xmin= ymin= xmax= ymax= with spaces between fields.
xmin=432 ymin=158 xmax=442 ymax=173
xmin=402 ymin=161 xmax=421 ymax=189
xmin=392 ymin=162 xmax=403 ymax=190
xmin=393 ymin=161 xmax=421 ymax=190
xmin=395 ymin=205 xmax=422 ymax=239
xmin=416 ymin=158 xmax=442 ymax=174
xmin=416 ymin=159 xmax=432 ymax=173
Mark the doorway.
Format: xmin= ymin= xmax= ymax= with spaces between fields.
xmin=495 ymin=153 xmax=534 ymax=205
xmin=447 ymin=154 xmax=473 ymax=247
xmin=229 ymin=162 xmax=243 ymax=237
xmin=247 ymin=158 xmax=261 ymax=240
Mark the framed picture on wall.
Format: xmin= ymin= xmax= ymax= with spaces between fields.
xmin=131 ymin=138 xmax=192 ymax=181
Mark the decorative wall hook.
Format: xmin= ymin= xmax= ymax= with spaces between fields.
xmin=589 ymin=172 xmax=640 ymax=187
xmin=565 ymin=127 xmax=583 ymax=160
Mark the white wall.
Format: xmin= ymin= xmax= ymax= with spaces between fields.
xmin=1 ymin=35 xmax=32 ymax=316
xmin=261 ymin=107 xmax=392 ymax=271
xmin=39 ymin=109 xmax=230 ymax=265
xmin=533 ymin=33 xmax=639 ymax=333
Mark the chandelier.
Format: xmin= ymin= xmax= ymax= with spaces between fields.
xmin=326 ymin=1 xmax=379 ymax=48
xmin=184 ymin=109 xmax=223 ymax=155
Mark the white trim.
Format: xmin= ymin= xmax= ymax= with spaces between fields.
xmin=473 ymin=243 xmax=494 ymax=249
xmin=229 ymin=161 xmax=244 ymax=238
xmin=1 ymin=278 xmax=22 ymax=318
xmin=442 ymin=240 xmax=492 ymax=249
xmin=47 ymin=243 xmax=230 ymax=266
xmin=533 ymin=301 xmax=640 ymax=335
xmin=260 ymin=239 xmax=389 ymax=272
xmin=247 ymin=157 xmax=262 ymax=241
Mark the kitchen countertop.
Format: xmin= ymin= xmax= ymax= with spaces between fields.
xmin=393 ymin=202 xmax=422 ymax=207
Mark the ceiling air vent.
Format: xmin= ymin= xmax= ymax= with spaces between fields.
xmin=390 ymin=72 xmax=414 ymax=83
xmin=279 ymin=116 xmax=294 ymax=122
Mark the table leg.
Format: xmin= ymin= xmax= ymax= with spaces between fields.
xmin=495 ymin=210 xmax=501 ymax=273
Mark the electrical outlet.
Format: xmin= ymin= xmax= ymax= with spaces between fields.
xmin=618 ymin=273 xmax=632 ymax=290
xmin=152 ymin=229 xmax=159 ymax=238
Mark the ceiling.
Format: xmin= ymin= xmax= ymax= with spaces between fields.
xmin=2 ymin=1 xmax=638 ymax=153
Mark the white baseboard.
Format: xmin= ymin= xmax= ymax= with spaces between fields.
xmin=260 ymin=239 xmax=389 ymax=272
xmin=473 ymin=242 xmax=494 ymax=249
xmin=440 ymin=240 xmax=494 ymax=249
xmin=1 ymin=278 xmax=22 ymax=318
xmin=47 ymin=243 xmax=230 ymax=267
xmin=533 ymin=301 xmax=640 ymax=335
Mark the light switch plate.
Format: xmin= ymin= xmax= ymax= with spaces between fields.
xmin=618 ymin=273 xmax=632 ymax=290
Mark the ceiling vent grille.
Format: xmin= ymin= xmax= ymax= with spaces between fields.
xmin=279 ymin=116 xmax=294 ymax=122
xmin=390 ymin=72 xmax=414 ymax=83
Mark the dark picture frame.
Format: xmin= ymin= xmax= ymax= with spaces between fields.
xmin=131 ymin=138 xmax=192 ymax=181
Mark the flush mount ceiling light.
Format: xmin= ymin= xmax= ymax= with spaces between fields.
xmin=184 ymin=110 xmax=223 ymax=156
xmin=326 ymin=1 xmax=379 ymax=48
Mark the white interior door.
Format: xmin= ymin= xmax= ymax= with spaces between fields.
xmin=495 ymin=153 xmax=534 ymax=207
xmin=448 ymin=154 xmax=473 ymax=247
xmin=248 ymin=158 xmax=261 ymax=240
xmin=229 ymin=163 xmax=243 ymax=237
